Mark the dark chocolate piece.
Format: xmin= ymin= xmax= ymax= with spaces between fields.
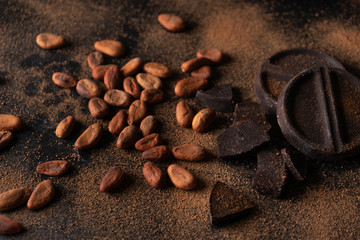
xmin=233 ymin=101 xmax=271 ymax=131
xmin=277 ymin=67 xmax=360 ymax=160
xmin=195 ymin=84 xmax=234 ymax=112
xmin=215 ymin=120 xmax=270 ymax=159
xmin=255 ymin=49 xmax=344 ymax=115
xmin=252 ymin=145 xmax=287 ymax=198
xmin=281 ymin=148 xmax=307 ymax=181
xmin=209 ymin=182 xmax=253 ymax=226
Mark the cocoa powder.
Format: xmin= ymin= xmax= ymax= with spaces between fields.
xmin=0 ymin=0 xmax=359 ymax=239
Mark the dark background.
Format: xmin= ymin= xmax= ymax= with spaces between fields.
xmin=0 ymin=0 xmax=359 ymax=239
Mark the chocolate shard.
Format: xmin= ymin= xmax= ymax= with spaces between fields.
xmin=281 ymin=148 xmax=307 ymax=181
xmin=233 ymin=101 xmax=271 ymax=131
xmin=215 ymin=120 xmax=270 ymax=159
xmin=252 ymin=145 xmax=287 ymax=198
xmin=209 ymin=182 xmax=253 ymax=226
xmin=195 ymin=84 xmax=234 ymax=112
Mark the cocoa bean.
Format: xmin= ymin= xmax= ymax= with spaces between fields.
xmin=174 ymin=77 xmax=207 ymax=97
xmin=108 ymin=110 xmax=127 ymax=135
xmin=143 ymin=162 xmax=166 ymax=188
xmin=36 ymin=160 xmax=70 ymax=176
xmin=104 ymin=65 xmax=122 ymax=90
xmin=181 ymin=57 xmax=209 ymax=73
xmin=143 ymin=62 xmax=172 ymax=78
xmin=176 ymin=101 xmax=195 ymax=128
xmin=135 ymin=133 xmax=161 ymax=151
xmin=94 ymin=40 xmax=125 ymax=57
xmin=76 ymin=79 xmax=103 ymax=99
xmin=167 ymin=164 xmax=196 ymax=190
xmin=116 ymin=125 xmax=141 ymax=149
xmin=88 ymin=97 xmax=110 ymax=118
xmin=103 ymin=89 xmax=132 ymax=107
xmin=87 ymin=51 xmax=104 ymax=69
xmin=157 ymin=14 xmax=185 ymax=32
xmin=142 ymin=145 xmax=170 ymax=161
xmin=100 ymin=167 xmax=125 ymax=192
xmin=55 ymin=116 xmax=75 ymax=138
xmin=192 ymin=108 xmax=216 ymax=133
xmin=0 ymin=115 xmax=23 ymax=131
xmin=52 ymin=72 xmax=77 ymax=88
xmin=92 ymin=64 xmax=116 ymax=81
xmin=27 ymin=180 xmax=55 ymax=210
xmin=136 ymin=73 xmax=163 ymax=90
xmin=140 ymin=88 xmax=164 ymax=104
xmin=140 ymin=115 xmax=157 ymax=136
xmin=0 ymin=188 xmax=32 ymax=211
xmin=74 ymin=123 xmax=103 ymax=150
xmin=120 ymin=57 xmax=143 ymax=77
xmin=123 ymin=76 xmax=142 ymax=99
xmin=36 ymin=33 xmax=65 ymax=49
xmin=128 ymin=100 xmax=148 ymax=125
xmin=172 ymin=144 xmax=206 ymax=161
xmin=191 ymin=65 xmax=212 ymax=79
xmin=0 ymin=215 xmax=22 ymax=235
xmin=0 ymin=131 xmax=14 ymax=150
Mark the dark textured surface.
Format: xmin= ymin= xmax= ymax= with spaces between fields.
xmin=216 ymin=121 xmax=270 ymax=159
xmin=0 ymin=0 xmax=360 ymax=239
xmin=194 ymin=84 xmax=234 ymax=112
xmin=277 ymin=67 xmax=360 ymax=160
xmin=233 ymin=101 xmax=271 ymax=130
xmin=209 ymin=182 xmax=253 ymax=226
xmin=252 ymin=145 xmax=288 ymax=198
xmin=254 ymin=49 xmax=344 ymax=115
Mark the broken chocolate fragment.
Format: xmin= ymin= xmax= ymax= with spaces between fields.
xmin=281 ymin=148 xmax=307 ymax=181
xmin=233 ymin=101 xmax=271 ymax=131
xmin=195 ymin=84 xmax=234 ymax=112
xmin=209 ymin=182 xmax=253 ymax=226
xmin=252 ymin=145 xmax=287 ymax=198
xmin=215 ymin=120 xmax=270 ymax=159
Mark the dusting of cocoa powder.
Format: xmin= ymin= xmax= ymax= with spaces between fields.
xmin=0 ymin=0 xmax=359 ymax=239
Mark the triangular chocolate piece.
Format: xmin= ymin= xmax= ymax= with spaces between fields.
xmin=252 ymin=145 xmax=287 ymax=198
xmin=195 ymin=84 xmax=234 ymax=112
xmin=209 ymin=182 xmax=253 ymax=226
xmin=215 ymin=120 xmax=270 ymax=159
xmin=233 ymin=101 xmax=271 ymax=131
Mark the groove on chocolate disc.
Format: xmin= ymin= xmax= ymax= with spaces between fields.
xmin=320 ymin=67 xmax=344 ymax=152
xmin=314 ymin=69 xmax=334 ymax=150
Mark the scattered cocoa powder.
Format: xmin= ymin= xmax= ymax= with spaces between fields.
xmin=0 ymin=0 xmax=359 ymax=239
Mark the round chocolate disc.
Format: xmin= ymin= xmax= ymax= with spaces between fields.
xmin=277 ymin=67 xmax=360 ymax=160
xmin=255 ymin=49 xmax=344 ymax=115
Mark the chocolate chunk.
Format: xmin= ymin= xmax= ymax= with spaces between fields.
xmin=215 ymin=120 xmax=270 ymax=159
xmin=195 ymin=84 xmax=234 ymax=112
xmin=277 ymin=67 xmax=360 ymax=160
xmin=281 ymin=148 xmax=307 ymax=181
xmin=209 ymin=182 xmax=253 ymax=226
xmin=233 ymin=101 xmax=271 ymax=131
xmin=255 ymin=49 xmax=344 ymax=115
xmin=252 ymin=145 xmax=287 ymax=198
